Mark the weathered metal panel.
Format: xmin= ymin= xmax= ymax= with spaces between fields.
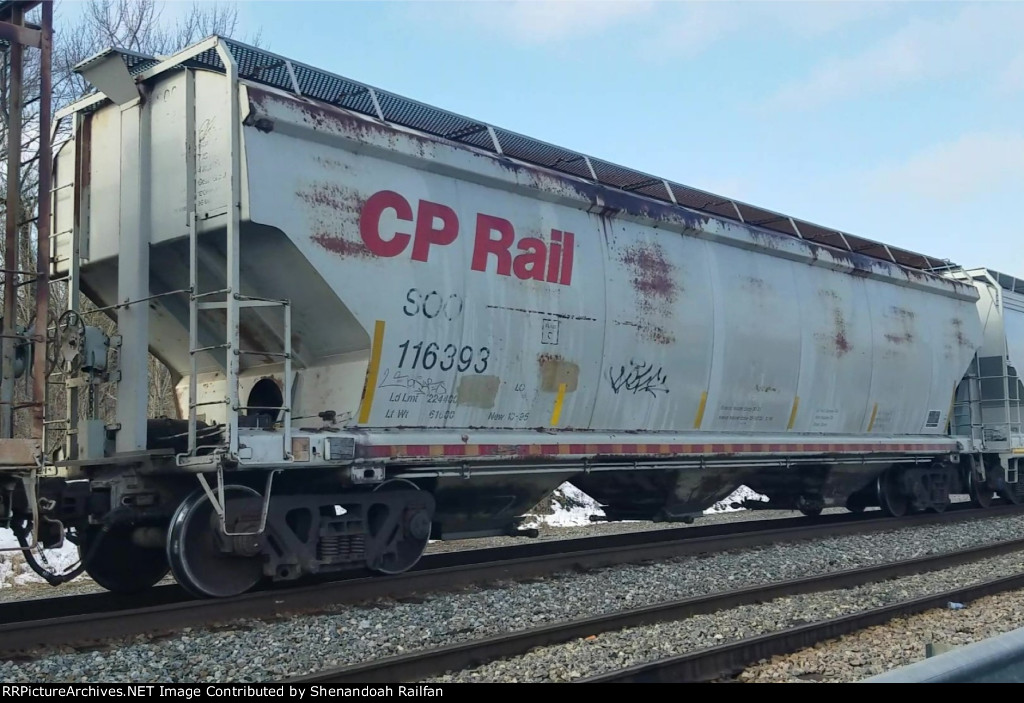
xmin=193 ymin=70 xmax=231 ymax=228
xmin=790 ymin=268 xmax=873 ymax=433
xmin=970 ymin=276 xmax=1006 ymax=358
xmin=1004 ymin=291 xmax=1024 ymax=377
xmin=291 ymin=356 xmax=368 ymax=426
xmin=705 ymin=242 xmax=804 ymax=433
xmin=231 ymin=83 xmax=981 ymax=440
xmin=228 ymin=426 xmax=958 ymax=470
xmin=85 ymin=107 xmax=120 ymax=262
xmin=51 ymin=138 xmax=75 ymax=274
xmin=593 ymin=219 xmax=712 ymax=432
xmin=70 ymin=70 xmax=985 ymax=447
xmin=0 ymin=438 xmax=40 ymax=467
xmin=115 ymin=103 xmax=149 ymax=453
xmin=146 ymin=72 xmax=189 ymax=244
xmin=865 ymin=293 xmax=935 ymax=434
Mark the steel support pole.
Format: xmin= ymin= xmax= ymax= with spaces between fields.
xmin=31 ymin=0 xmax=51 ymax=437
xmin=114 ymin=99 xmax=150 ymax=453
xmin=215 ymin=41 xmax=241 ymax=458
xmin=1 ymin=4 xmax=24 ymax=439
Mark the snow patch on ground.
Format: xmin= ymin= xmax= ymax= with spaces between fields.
xmin=520 ymin=483 xmax=605 ymax=528
xmin=0 ymin=528 xmax=80 ymax=588
xmin=705 ymin=485 xmax=769 ymax=514
xmin=521 ymin=483 xmax=768 ymax=527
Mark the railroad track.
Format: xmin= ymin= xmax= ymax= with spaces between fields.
xmin=286 ymin=536 xmax=1024 ymax=684
xmin=2 ymin=502 xmax=1020 ymax=660
xmin=579 ymin=573 xmax=1024 ymax=683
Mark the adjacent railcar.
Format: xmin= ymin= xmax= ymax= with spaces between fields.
xmin=948 ymin=268 xmax=1024 ymax=504
xmin=2 ymin=36 xmax=1012 ymax=598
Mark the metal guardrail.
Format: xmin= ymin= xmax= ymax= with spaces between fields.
xmin=862 ymin=626 xmax=1024 ymax=683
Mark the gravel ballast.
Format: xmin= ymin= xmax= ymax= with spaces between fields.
xmin=428 ymin=551 xmax=1024 ymax=682
xmin=1 ymin=509 xmax=1023 ymax=682
xmin=735 ymin=589 xmax=1024 ymax=683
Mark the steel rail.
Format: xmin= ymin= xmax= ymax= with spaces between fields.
xmin=2 ymin=502 xmax=1021 ymax=659
xmin=283 ymin=536 xmax=1024 ymax=684
xmin=578 ymin=570 xmax=1024 ymax=683
xmin=4 ymin=501 xmax=1016 ymax=627
xmin=0 ymin=506 xmax=950 ymax=625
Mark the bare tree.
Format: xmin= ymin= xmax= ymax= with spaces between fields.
xmin=56 ymin=0 xmax=263 ymax=108
xmin=0 ymin=1 xmax=263 ymax=445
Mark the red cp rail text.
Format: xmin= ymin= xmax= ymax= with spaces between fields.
xmin=359 ymin=190 xmax=575 ymax=286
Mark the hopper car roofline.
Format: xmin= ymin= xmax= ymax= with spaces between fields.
xmin=961 ymin=268 xmax=1024 ymax=296
xmin=62 ymin=34 xmax=958 ymax=278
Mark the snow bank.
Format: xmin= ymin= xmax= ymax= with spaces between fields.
xmin=519 ymin=483 xmax=606 ymax=528
xmin=705 ymin=485 xmax=769 ymax=513
xmin=0 ymin=528 xmax=80 ymax=588
xmin=521 ymin=483 xmax=769 ymax=528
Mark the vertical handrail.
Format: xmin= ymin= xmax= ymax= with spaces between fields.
xmin=33 ymin=0 xmax=53 ymax=446
xmin=282 ymin=301 xmax=292 ymax=460
xmin=63 ymin=113 xmax=84 ymax=461
xmin=215 ymin=40 xmax=242 ymax=459
xmin=1 ymin=3 xmax=24 ymax=439
xmin=187 ymin=209 xmax=198 ymax=454
xmin=185 ymin=66 xmax=198 ymax=456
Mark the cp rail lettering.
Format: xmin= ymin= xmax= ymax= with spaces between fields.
xmin=359 ymin=190 xmax=575 ymax=285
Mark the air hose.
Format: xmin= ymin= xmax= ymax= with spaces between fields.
xmin=12 ymin=506 xmax=135 ymax=586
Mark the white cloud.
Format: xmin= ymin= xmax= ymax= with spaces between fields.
xmin=766 ymin=4 xmax=1024 ymax=109
xmin=996 ymin=53 xmax=1024 ymax=95
xmin=644 ymin=1 xmax=892 ymax=59
xmin=770 ymin=1 xmax=894 ymax=38
xmin=455 ymin=0 xmax=887 ymax=51
xmin=870 ymin=133 xmax=1024 ymax=203
xmin=644 ymin=2 xmax=744 ymax=59
xmin=460 ymin=0 xmax=656 ymax=43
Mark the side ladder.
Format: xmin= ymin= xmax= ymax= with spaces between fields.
xmin=184 ymin=211 xmax=294 ymax=462
xmin=180 ymin=41 xmax=291 ymax=539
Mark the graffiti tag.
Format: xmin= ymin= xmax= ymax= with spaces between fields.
xmin=378 ymin=368 xmax=448 ymax=395
xmin=607 ymin=360 xmax=670 ymax=398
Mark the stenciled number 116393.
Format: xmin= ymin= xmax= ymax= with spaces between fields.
xmin=397 ymin=340 xmax=490 ymax=373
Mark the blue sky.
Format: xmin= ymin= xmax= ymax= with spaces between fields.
xmin=82 ymin=1 xmax=1024 ymax=277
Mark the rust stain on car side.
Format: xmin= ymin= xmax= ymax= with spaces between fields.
xmin=620 ymin=242 xmax=678 ymax=304
xmin=295 ymin=182 xmax=372 ymax=258
xmin=616 ymin=240 xmax=679 ymax=344
xmin=833 ymin=309 xmax=851 ymax=356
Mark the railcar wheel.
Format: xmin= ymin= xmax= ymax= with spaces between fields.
xmin=1000 ymin=483 xmax=1023 ymax=505
xmin=876 ymin=470 xmax=909 ymax=518
xmin=166 ymin=485 xmax=265 ymax=598
xmin=369 ymin=479 xmax=431 ymax=575
xmin=924 ymin=465 xmax=954 ymax=513
xmin=82 ymin=525 xmax=169 ymax=594
xmin=799 ymin=507 xmax=822 ymax=517
xmin=845 ymin=488 xmax=871 ymax=514
xmin=966 ymin=464 xmax=993 ymax=508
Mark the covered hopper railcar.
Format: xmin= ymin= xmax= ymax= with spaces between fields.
xmin=1 ymin=36 xmax=1020 ymax=598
